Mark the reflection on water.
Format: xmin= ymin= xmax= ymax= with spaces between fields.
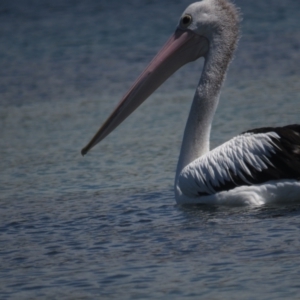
xmin=0 ymin=0 xmax=300 ymax=299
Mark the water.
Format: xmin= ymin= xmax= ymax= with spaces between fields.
xmin=1 ymin=0 xmax=300 ymax=298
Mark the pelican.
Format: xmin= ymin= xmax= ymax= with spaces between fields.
xmin=81 ymin=0 xmax=300 ymax=206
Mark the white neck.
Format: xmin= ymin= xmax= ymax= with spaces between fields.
xmin=175 ymin=35 xmax=236 ymax=198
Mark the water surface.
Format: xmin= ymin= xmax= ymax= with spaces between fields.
xmin=1 ymin=0 xmax=300 ymax=299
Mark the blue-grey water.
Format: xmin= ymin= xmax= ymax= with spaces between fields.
xmin=1 ymin=0 xmax=300 ymax=299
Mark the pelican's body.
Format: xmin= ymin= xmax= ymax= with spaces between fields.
xmin=82 ymin=0 xmax=300 ymax=206
xmin=175 ymin=126 xmax=300 ymax=205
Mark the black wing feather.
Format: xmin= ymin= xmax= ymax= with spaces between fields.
xmin=243 ymin=124 xmax=300 ymax=181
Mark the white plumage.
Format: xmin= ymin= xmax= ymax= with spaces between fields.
xmin=178 ymin=132 xmax=280 ymax=197
xmin=175 ymin=180 xmax=300 ymax=206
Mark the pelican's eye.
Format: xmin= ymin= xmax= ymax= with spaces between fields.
xmin=180 ymin=14 xmax=192 ymax=28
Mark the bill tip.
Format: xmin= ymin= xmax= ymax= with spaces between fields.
xmin=81 ymin=147 xmax=88 ymax=156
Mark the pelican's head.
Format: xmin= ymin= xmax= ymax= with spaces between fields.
xmin=179 ymin=0 xmax=240 ymax=61
xmin=179 ymin=0 xmax=239 ymax=39
xmin=81 ymin=0 xmax=239 ymax=155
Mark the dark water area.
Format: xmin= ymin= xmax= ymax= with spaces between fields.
xmin=1 ymin=0 xmax=300 ymax=299
xmin=1 ymin=0 xmax=299 ymax=106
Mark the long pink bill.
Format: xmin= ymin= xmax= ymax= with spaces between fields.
xmin=81 ymin=29 xmax=208 ymax=155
